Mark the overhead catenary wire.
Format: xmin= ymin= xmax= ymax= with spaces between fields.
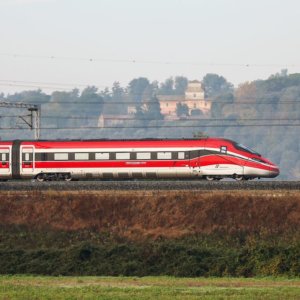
xmin=1 ymin=99 xmax=300 ymax=105
xmin=1 ymin=124 xmax=300 ymax=130
xmin=1 ymin=115 xmax=300 ymax=122
xmin=1 ymin=53 xmax=299 ymax=68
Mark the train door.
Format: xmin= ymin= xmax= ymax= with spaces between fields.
xmin=0 ymin=147 xmax=10 ymax=175
xmin=189 ymin=150 xmax=202 ymax=177
xmin=21 ymin=145 xmax=35 ymax=176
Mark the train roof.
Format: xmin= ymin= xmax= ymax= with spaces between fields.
xmin=1 ymin=137 xmax=235 ymax=143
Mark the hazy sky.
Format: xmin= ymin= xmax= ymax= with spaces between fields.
xmin=0 ymin=0 xmax=299 ymax=94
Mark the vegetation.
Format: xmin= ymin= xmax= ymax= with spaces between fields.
xmin=1 ymin=230 xmax=299 ymax=277
xmin=0 ymin=276 xmax=299 ymax=300
xmin=0 ymin=190 xmax=299 ymax=277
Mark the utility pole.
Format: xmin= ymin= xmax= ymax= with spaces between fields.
xmin=0 ymin=101 xmax=41 ymax=139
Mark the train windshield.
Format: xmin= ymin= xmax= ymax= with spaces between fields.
xmin=234 ymin=143 xmax=261 ymax=156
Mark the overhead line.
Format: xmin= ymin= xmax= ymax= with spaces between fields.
xmin=1 ymin=124 xmax=300 ymax=130
xmin=1 ymin=53 xmax=298 ymax=68
xmin=1 ymin=115 xmax=300 ymax=122
xmin=1 ymin=99 xmax=300 ymax=105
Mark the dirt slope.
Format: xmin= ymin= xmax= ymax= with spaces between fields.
xmin=0 ymin=190 xmax=299 ymax=239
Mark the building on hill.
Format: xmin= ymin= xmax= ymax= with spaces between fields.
xmin=157 ymin=80 xmax=211 ymax=117
xmin=98 ymin=114 xmax=136 ymax=128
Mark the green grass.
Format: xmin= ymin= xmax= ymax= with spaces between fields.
xmin=0 ymin=276 xmax=299 ymax=300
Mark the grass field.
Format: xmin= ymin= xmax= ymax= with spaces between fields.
xmin=0 ymin=276 xmax=299 ymax=300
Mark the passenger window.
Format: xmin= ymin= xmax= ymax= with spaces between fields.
xmin=95 ymin=153 xmax=109 ymax=160
xmin=178 ymin=152 xmax=185 ymax=159
xmin=220 ymin=146 xmax=227 ymax=154
xmin=157 ymin=152 xmax=172 ymax=159
xmin=136 ymin=153 xmax=151 ymax=160
xmin=75 ymin=153 xmax=89 ymax=160
xmin=116 ymin=153 xmax=130 ymax=160
xmin=54 ymin=153 xmax=68 ymax=160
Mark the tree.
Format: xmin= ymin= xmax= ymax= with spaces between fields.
xmin=7 ymin=89 xmax=50 ymax=104
xmin=202 ymin=73 xmax=233 ymax=97
xmin=159 ymin=77 xmax=174 ymax=95
xmin=211 ymin=93 xmax=234 ymax=118
xmin=128 ymin=77 xmax=150 ymax=103
xmin=112 ymin=81 xmax=124 ymax=100
xmin=111 ymin=81 xmax=126 ymax=114
xmin=80 ymin=86 xmax=103 ymax=117
xmin=143 ymin=95 xmax=164 ymax=120
xmin=190 ymin=109 xmax=203 ymax=116
xmin=174 ymin=76 xmax=188 ymax=95
xmin=176 ymin=102 xmax=189 ymax=117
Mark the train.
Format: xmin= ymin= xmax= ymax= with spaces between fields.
xmin=0 ymin=138 xmax=279 ymax=181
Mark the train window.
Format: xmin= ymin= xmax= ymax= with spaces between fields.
xmin=234 ymin=142 xmax=260 ymax=156
xmin=220 ymin=146 xmax=227 ymax=154
xmin=157 ymin=152 xmax=172 ymax=159
xmin=116 ymin=153 xmax=130 ymax=160
xmin=136 ymin=152 xmax=151 ymax=160
xmin=54 ymin=153 xmax=68 ymax=160
xmin=25 ymin=153 xmax=30 ymax=161
xmin=95 ymin=152 xmax=109 ymax=160
xmin=178 ymin=152 xmax=185 ymax=159
xmin=75 ymin=153 xmax=89 ymax=160
xmin=1 ymin=153 xmax=6 ymax=161
xmin=252 ymin=157 xmax=265 ymax=163
xmin=39 ymin=153 xmax=47 ymax=161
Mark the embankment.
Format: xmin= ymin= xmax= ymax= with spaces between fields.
xmin=0 ymin=190 xmax=299 ymax=276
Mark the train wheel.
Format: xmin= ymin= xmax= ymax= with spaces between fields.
xmin=36 ymin=173 xmax=45 ymax=182
xmin=64 ymin=174 xmax=72 ymax=181
xmin=206 ymin=176 xmax=215 ymax=181
xmin=235 ymin=175 xmax=245 ymax=181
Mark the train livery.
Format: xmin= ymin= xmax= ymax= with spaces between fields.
xmin=0 ymin=138 xmax=279 ymax=181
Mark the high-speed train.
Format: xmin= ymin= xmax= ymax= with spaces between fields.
xmin=0 ymin=138 xmax=279 ymax=181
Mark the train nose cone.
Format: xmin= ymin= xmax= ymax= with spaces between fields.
xmin=269 ymin=166 xmax=280 ymax=178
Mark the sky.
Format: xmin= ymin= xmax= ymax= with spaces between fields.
xmin=0 ymin=0 xmax=300 ymax=94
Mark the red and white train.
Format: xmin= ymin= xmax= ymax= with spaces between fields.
xmin=0 ymin=138 xmax=279 ymax=181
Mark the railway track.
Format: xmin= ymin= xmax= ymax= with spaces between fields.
xmin=0 ymin=180 xmax=299 ymax=191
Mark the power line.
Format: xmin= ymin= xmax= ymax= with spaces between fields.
xmin=0 ymin=83 xmax=75 ymax=91
xmin=0 ymin=101 xmax=298 ymax=106
xmin=1 ymin=124 xmax=300 ymax=130
xmin=0 ymin=80 xmax=106 ymax=88
xmin=1 ymin=97 xmax=300 ymax=105
xmin=1 ymin=53 xmax=299 ymax=68
xmin=1 ymin=115 xmax=300 ymax=122
xmin=0 ymin=80 xmax=107 ymax=91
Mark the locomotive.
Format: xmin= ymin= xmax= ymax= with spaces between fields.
xmin=0 ymin=138 xmax=279 ymax=181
